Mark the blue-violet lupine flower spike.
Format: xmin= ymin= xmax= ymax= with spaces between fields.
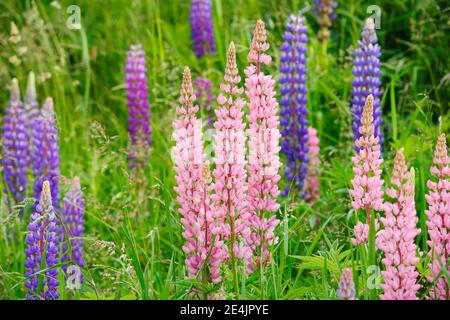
xmin=351 ymin=18 xmax=382 ymax=150
xmin=190 ymin=0 xmax=216 ymax=58
xmin=32 ymin=97 xmax=60 ymax=206
xmin=1 ymin=78 xmax=28 ymax=205
xmin=24 ymin=180 xmax=60 ymax=300
xmin=125 ymin=44 xmax=152 ymax=170
xmin=279 ymin=13 xmax=309 ymax=197
xmin=24 ymin=71 xmax=39 ymax=169
xmin=61 ymin=176 xmax=85 ymax=280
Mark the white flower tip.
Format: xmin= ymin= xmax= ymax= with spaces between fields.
xmin=26 ymin=71 xmax=36 ymax=97
xmin=42 ymin=97 xmax=55 ymax=116
xmin=365 ymin=18 xmax=375 ymax=30
xmin=40 ymin=180 xmax=53 ymax=209
xmin=10 ymin=78 xmax=20 ymax=101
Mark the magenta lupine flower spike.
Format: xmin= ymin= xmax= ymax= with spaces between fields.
xmin=1 ymin=78 xmax=28 ymax=205
xmin=172 ymin=67 xmax=227 ymax=288
xmin=313 ymin=0 xmax=338 ymax=42
xmin=32 ymin=98 xmax=60 ymax=206
xmin=304 ymin=127 xmax=320 ymax=205
xmin=24 ymin=180 xmax=60 ymax=300
xmin=213 ymin=42 xmax=252 ymax=274
xmin=425 ymin=134 xmax=450 ymax=300
xmin=279 ymin=13 xmax=309 ymax=197
xmin=24 ymin=72 xmax=39 ymax=168
xmin=349 ymin=95 xmax=384 ymax=245
xmin=61 ymin=177 xmax=85 ymax=278
xmin=189 ymin=0 xmax=216 ymax=58
xmin=351 ymin=18 xmax=382 ymax=149
xmin=245 ymin=20 xmax=281 ymax=271
xmin=125 ymin=44 xmax=152 ymax=170
xmin=376 ymin=149 xmax=420 ymax=300
xmin=337 ymin=267 xmax=357 ymax=300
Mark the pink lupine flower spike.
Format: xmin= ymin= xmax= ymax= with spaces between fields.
xmin=212 ymin=42 xmax=250 ymax=290
xmin=425 ymin=134 xmax=450 ymax=300
xmin=349 ymin=94 xmax=384 ymax=245
xmin=245 ymin=20 xmax=281 ymax=272
xmin=377 ymin=149 xmax=420 ymax=300
xmin=172 ymin=67 xmax=227 ymax=298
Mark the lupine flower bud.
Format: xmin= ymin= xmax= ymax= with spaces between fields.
xmin=24 ymin=180 xmax=60 ymax=300
xmin=425 ymin=133 xmax=450 ymax=300
xmin=173 ymin=67 xmax=227 ymax=288
xmin=190 ymin=0 xmax=216 ymax=58
xmin=279 ymin=13 xmax=309 ymax=197
xmin=351 ymin=18 xmax=382 ymax=149
xmin=337 ymin=267 xmax=357 ymax=300
xmin=125 ymin=44 xmax=152 ymax=170
xmin=61 ymin=177 xmax=85 ymax=277
xmin=304 ymin=127 xmax=320 ymax=205
xmin=24 ymin=72 xmax=39 ymax=168
xmin=245 ymin=20 xmax=281 ymax=271
xmin=349 ymin=95 xmax=384 ymax=245
xmin=213 ymin=42 xmax=252 ymax=270
xmin=1 ymin=78 xmax=28 ymax=205
xmin=377 ymin=149 xmax=420 ymax=300
xmin=313 ymin=0 xmax=338 ymax=42
xmin=32 ymin=98 xmax=60 ymax=206
xmin=193 ymin=77 xmax=215 ymax=127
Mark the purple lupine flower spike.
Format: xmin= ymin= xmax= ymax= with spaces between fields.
xmin=1 ymin=78 xmax=28 ymax=205
xmin=337 ymin=267 xmax=357 ymax=300
xmin=351 ymin=18 xmax=382 ymax=149
xmin=24 ymin=180 xmax=60 ymax=300
xmin=24 ymin=72 xmax=39 ymax=168
xmin=125 ymin=44 xmax=151 ymax=170
xmin=313 ymin=0 xmax=338 ymax=42
xmin=279 ymin=13 xmax=309 ymax=197
xmin=32 ymin=97 xmax=60 ymax=206
xmin=61 ymin=177 xmax=85 ymax=278
xmin=190 ymin=0 xmax=216 ymax=58
xmin=193 ymin=77 xmax=215 ymax=127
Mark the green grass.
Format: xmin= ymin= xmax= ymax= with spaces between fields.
xmin=0 ymin=0 xmax=449 ymax=300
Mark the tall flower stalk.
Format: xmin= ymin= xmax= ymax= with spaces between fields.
xmin=376 ymin=149 xmax=420 ymax=300
xmin=351 ymin=18 xmax=382 ymax=148
xmin=172 ymin=67 xmax=226 ymax=298
xmin=32 ymin=97 xmax=60 ymax=206
xmin=349 ymin=94 xmax=384 ymax=246
xmin=189 ymin=0 xmax=216 ymax=58
xmin=313 ymin=0 xmax=338 ymax=42
xmin=279 ymin=13 xmax=309 ymax=197
xmin=61 ymin=176 xmax=85 ymax=280
xmin=212 ymin=42 xmax=250 ymax=293
xmin=24 ymin=71 xmax=38 ymax=169
xmin=1 ymin=78 xmax=28 ymax=205
xmin=125 ymin=44 xmax=152 ymax=170
xmin=24 ymin=180 xmax=60 ymax=300
xmin=245 ymin=20 xmax=281 ymax=273
xmin=425 ymin=133 xmax=450 ymax=300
